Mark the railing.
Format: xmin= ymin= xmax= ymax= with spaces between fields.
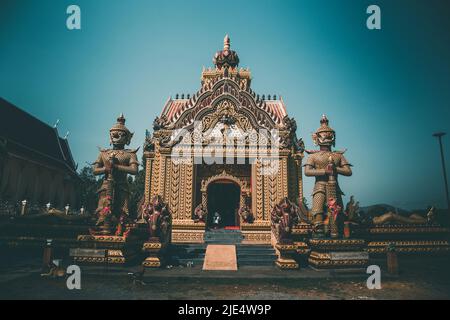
xmin=0 ymin=200 xmax=20 ymax=216
xmin=0 ymin=199 xmax=89 ymax=216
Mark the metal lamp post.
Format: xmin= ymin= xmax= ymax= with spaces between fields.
xmin=433 ymin=132 xmax=450 ymax=220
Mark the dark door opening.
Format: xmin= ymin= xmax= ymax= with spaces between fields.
xmin=207 ymin=181 xmax=240 ymax=229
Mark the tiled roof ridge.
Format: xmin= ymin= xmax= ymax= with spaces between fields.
xmin=5 ymin=137 xmax=78 ymax=176
xmin=0 ymin=97 xmax=56 ymax=131
xmin=160 ymin=75 xmax=287 ymax=127
xmin=0 ymin=97 xmax=77 ymax=173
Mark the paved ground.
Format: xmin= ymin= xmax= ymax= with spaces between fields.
xmin=1 ymin=251 xmax=450 ymax=299
xmin=1 ymin=271 xmax=450 ymax=300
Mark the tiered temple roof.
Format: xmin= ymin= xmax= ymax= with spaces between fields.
xmin=159 ymin=35 xmax=287 ymax=129
xmin=161 ymin=96 xmax=287 ymax=127
xmin=0 ymin=97 xmax=78 ymax=175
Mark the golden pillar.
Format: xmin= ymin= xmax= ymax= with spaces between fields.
xmin=144 ymin=152 xmax=155 ymax=204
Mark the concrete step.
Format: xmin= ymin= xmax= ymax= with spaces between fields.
xmin=238 ymin=260 xmax=275 ymax=266
xmin=237 ymin=254 xmax=276 ymax=259
xmin=236 ymin=244 xmax=276 ymax=267
xmin=176 ymin=259 xmax=205 ymax=266
xmin=204 ymin=233 xmax=244 ymax=237
xmin=205 ymin=240 xmax=243 ymax=244
xmin=171 ymin=244 xmax=206 ymax=249
xmin=203 ymin=236 xmax=244 ymax=241
xmin=205 ymin=229 xmax=242 ymax=233
xmin=171 ymin=242 xmax=277 ymax=267
xmin=236 ymin=245 xmax=274 ymax=249
xmin=237 ymin=248 xmax=276 ymax=253
xmin=170 ymin=244 xmax=207 ymax=266
xmin=204 ymin=231 xmax=244 ymax=244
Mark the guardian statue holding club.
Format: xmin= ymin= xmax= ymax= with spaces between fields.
xmin=90 ymin=114 xmax=139 ymax=235
xmin=304 ymin=115 xmax=353 ymax=237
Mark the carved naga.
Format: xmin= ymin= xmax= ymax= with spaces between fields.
xmin=271 ymin=198 xmax=300 ymax=244
xmin=142 ymin=195 xmax=172 ymax=243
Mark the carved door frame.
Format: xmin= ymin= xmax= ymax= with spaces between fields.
xmin=200 ymin=170 xmax=250 ymax=226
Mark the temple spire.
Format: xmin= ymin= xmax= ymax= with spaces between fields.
xmin=213 ymin=34 xmax=239 ymax=69
xmin=224 ymin=34 xmax=230 ymax=51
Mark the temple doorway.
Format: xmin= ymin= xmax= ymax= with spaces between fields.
xmin=207 ymin=181 xmax=240 ymax=229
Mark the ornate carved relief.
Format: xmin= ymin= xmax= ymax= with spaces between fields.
xmin=163 ymin=157 xmax=171 ymax=204
xmin=144 ymin=158 xmax=152 ymax=204
xmin=172 ymin=79 xmax=279 ymax=132
xmin=200 ymin=99 xmax=254 ymax=133
xmin=200 ymin=170 xmax=249 ymax=193
xmin=169 ymin=162 xmax=180 ymax=219
xmin=253 ymin=160 xmax=264 ymax=221
xmin=197 ymin=169 xmax=250 ymax=223
xmin=184 ymin=163 xmax=195 ymax=219
xmin=263 ymin=171 xmax=277 ymax=221
xmin=150 ymin=153 xmax=160 ymax=199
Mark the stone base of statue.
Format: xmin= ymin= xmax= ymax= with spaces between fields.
xmin=292 ymin=223 xmax=313 ymax=238
xmin=290 ymin=224 xmax=313 ymax=266
xmin=141 ymin=239 xmax=170 ymax=268
xmin=241 ymin=220 xmax=271 ymax=245
xmin=274 ymin=243 xmax=299 ymax=269
xmin=293 ymin=241 xmax=311 ymax=267
xmin=366 ymin=224 xmax=450 ymax=255
xmin=70 ymin=223 xmax=147 ymax=266
xmin=308 ymin=239 xmax=369 ymax=270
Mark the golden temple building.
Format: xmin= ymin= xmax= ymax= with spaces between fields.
xmin=142 ymin=35 xmax=305 ymax=244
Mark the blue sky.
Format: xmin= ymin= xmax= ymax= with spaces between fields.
xmin=1 ymin=0 xmax=449 ymax=209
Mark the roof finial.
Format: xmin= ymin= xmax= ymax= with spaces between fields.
xmin=213 ymin=34 xmax=239 ymax=69
xmin=224 ymin=34 xmax=230 ymax=51
xmin=117 ymin=113 xmax=126 ymax=125
xmin=320 ymin=114 xmax=329 ymax=126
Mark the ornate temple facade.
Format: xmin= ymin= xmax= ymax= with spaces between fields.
xmin=143 ymin=36 xmax=305 ymax=244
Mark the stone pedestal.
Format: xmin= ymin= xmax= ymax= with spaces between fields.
xmin=70 ymin=224 xmax=147 ymax=266
xmin=308 ymin=239 xmax=369 ymax=269
xmin=275 ymin=243 xmax=299 ymax=269
xmin=241 ymin=221 xmax=271 ymax=245
xmin=171 ymin=219 xmax=205 ymax=244
xmin=142 ymin=241 xmax=169 ymax=268
xmin=71 ymin=235 xmax=138 ymax=265
xmin=366 ymin=224 xmax=450 ymax=255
